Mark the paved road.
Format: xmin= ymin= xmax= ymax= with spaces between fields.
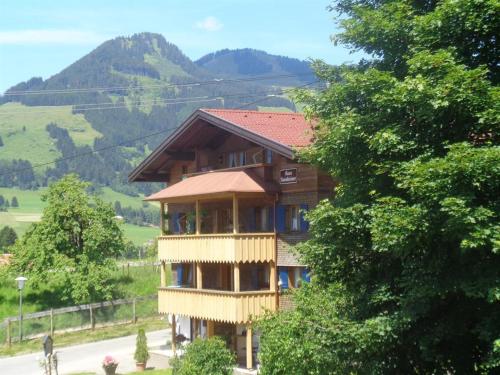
xmin=0 ymin=329 xmax=171 ymax=375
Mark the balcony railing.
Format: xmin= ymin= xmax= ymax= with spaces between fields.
xmin=158 ymin=287 xmax=276 ymax=324
xmin=158 ymin=233 xmax=276 ymax=263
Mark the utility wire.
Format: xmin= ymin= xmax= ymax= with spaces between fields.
xmin=0 ymin=80 xmax=318 ymax=178
xmin=2 ymin=72 xmax=315 ymax=96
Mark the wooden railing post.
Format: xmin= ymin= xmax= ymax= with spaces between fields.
xmin=246 ymin=324 xmax=253 ymax=369
xmin=50 ymin=308 xmax=54 ymax=336
xmin=6 ymin=319 xmax=11 ymax=347
xmin=234 ymin=263 xmax=240 ymax=292
xmin=89 ymin=305 xmax=95 ymax=330
xmin=132 ymin=298 xmax=137 ymax=323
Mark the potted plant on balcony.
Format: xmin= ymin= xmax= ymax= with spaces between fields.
xmin=134 ymin=328 xmax=150 ymax=371
xmin=102 ymin=355 xmax=118 ymax=375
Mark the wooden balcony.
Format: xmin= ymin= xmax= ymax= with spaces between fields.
xmin=158 ymin=287 xmax=276 ymax=324
xmin=158 ymin=233 xmax=276 ymax=263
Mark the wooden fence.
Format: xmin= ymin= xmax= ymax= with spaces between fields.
xmin=1 ymin=294 xmax=157 ymax=346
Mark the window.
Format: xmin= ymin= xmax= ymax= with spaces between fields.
xmin=228 ymin=152 xmax=237 ymax=168
xmin=239 ymin=151 xmax=246 ymax=166
xmin=285 ymin=205 xmax=300 ymax=232
xmin=265 ymin=149 xmax=273 ymax=164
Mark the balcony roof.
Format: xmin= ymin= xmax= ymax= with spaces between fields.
xmin=144 ymin=169 xmax=278 ymax=202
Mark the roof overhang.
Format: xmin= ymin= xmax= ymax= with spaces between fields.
xmin=144 ymin=169 xmax=279 ymax=203
xmin=129 ymin=109 xmax=295 ymax=183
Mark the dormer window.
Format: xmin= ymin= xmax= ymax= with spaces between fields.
xmin=228 ymin=152 xmax=237 ymax=168
xmin=239 ymin=151 xmax=246 ymax=166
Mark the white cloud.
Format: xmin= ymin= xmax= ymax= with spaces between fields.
xmin=0 ymin=29 xmax=106 ymax=45
xmin=195 ymin=16 xmax=223 ymax=32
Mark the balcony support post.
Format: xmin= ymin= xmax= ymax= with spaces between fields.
xmin=270 ymin=261 xmax=276 ymax=292
xmin=232 ymin=194 xmax=239 ymax=234
xmin=160 ymin=261 xmax=166 ymax=287
xmin=160 ymin=202 xmax=165 ymax=235
xmin=196 ymin=263 xmax=203 ymax=289
xmin=234 ymin=263 xmax=240 ymax=292
xmin=246 ymin=324 xmax=253 ymax=369
xmin=207 ymin=320 xmax=215 ymax=338
xmin=195 ymin=200 xmax=201 ymax=235
xmin=171 ymin=314 xmax=177 ymax=355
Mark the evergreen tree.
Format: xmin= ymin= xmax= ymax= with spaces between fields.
xmin=11 ymin=196 xmax=18 ymax=207
xmin=0 ymin=226 xmax=17 ymax=251
xmin=0 ymin=195 xmax=4 ymax=207
xmin=0 ymin=135 xmax=3 ymax=147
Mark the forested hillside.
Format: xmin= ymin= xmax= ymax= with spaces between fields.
xmin=0 ymin=32 xmax=309 ymax=196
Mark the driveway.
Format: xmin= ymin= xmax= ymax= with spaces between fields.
xmin=0 ymin=329 xmax=171 ymax=375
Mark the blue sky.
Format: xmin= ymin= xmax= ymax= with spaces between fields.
xmin=0 ymin=0 xmax=361 ymax=93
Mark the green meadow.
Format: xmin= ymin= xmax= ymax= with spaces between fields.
xmin=0 ymin=187 xmax=158 ymax=245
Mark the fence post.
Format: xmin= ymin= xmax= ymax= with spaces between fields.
xmin=6 ymin=319 xmax=11 ymax=347
xmin=127 ymin=263 xmax=130 ymax=277
xmin=50 ymin=308 xmax=54 ymax=336
xmin=89 ymin=305 xmax=95 ymax=330
xmin=132 ymin=298 xmax=137 ymax=324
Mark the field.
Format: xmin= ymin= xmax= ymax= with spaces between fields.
xmin=0 ymin=187 xmax=159 ymax=245
xmin=0 ymin=102 xmax=102 ymax=171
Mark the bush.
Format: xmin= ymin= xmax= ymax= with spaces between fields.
xmin=134 ymin=328 xmax=150 ymax=364
xmin=171 ymin=337 xmax=235 ymax=375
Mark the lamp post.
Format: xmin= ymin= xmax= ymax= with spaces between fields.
xmin=15 ymin=276 xmax=27 ymax=342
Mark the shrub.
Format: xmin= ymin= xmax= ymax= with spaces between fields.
xmin=134 ymin=328 xmax=150 ymax=364
xmin=171 ymin=337 xmax=235 ymax=375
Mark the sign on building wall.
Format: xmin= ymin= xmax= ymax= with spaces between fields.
xmin=280 ymin=168 xmax=298 ymax=184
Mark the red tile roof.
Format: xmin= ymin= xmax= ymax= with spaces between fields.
xmin=201 ymin=109 xmax=314 ymax=148
xmin=144 ymin=169 xmax=278 ymax=201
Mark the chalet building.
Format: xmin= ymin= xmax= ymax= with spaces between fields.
xmin=129 ymin=109 xmax=334 ymax=369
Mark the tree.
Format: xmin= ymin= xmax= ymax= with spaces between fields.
xmin=10 ymin=196 xmax=18 ymax=207
xmin=0 ymin=226 xmax=17 ymax=251
xmin=259 ymin=0 xmax=499 ymax=373
xmin=134 ymin=328 xmax=150 ymax=365
xmin=9 ymin=174 xmax=125 ymax=303
xmin=171 ymin=337 xmax=235 ymax=375
xmin=0 ymin=135 xmax=3 ymax=146
xmin=0 ymin=195 xmax=4 ymax=207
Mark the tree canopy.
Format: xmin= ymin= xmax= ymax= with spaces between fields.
xmin=258 ymin=0 xmax=499 ymax=373
xmin=0 ymin=226 xmax=17 ymax=252
xmin=8 ymin=174 xmax=125 ymax=303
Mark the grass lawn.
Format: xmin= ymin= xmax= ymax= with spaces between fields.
xmin=0 ymin=316 xmax=168 ymax=357
xmin=0 ymin=187 xmax=158 ymax=244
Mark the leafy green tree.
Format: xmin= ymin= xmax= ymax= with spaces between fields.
xmin=9 ymin=174 xmax=124 ymax=303
xmin=259 ymin=0 xmax=499 ymax=374
xmin=171 ymin=337 xmax=235 ymax=375
xmin=0 ymin=226 xmax=18 ymax=251
xmin=10 ymin=196 xmax=18 ymax=207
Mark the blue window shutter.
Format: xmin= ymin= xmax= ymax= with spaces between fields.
xmin=172 ymin=212 xmax=180 ymax=234
xmin=300 ymin=204 xmax=309 ymax=232
xmin=301 ymin=268 xmax=310 ymax=283
xmin=177 ymin=264 xmax=183 ymax=286
xmin=279 ymin=267 xmax=288 ymax=289
xmin=268 ymin=207 xmax=274 ymax=232
xmin=276 ymin=205 xmax=286 ymax=233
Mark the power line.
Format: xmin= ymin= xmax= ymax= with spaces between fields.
xmin=2 ymin=72 xmax=315 ymax=96
xmin=0 ymin=90 xmax=286 ymax=116
xmin=0 ymin=81 xmax=318 ymax=178
xmin=0 ymin=82 xmax=320 ymax=116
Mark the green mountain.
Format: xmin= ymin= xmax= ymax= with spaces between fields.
xmin=195 ymin=48 xmax=313 ymax=86
xmin=0 ymin=33 xmax=302 ymax=196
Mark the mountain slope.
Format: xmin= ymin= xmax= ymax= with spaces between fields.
xmin=195 ymin=48 xmax=313 ymax=85
xmin=0 ymin=33 xmax=301 ymax=195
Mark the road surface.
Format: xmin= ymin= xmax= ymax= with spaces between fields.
xmin=0 ymin=329 xmax=170 ymax=375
